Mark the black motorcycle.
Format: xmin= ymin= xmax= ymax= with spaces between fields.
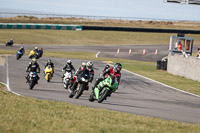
xmin=5 ymin=41 xmax=13 ymax=46
xmin=69 ymin=73 xmax=90 ymax=99
xmin=27 ymin=72 xmax=38 ymax=90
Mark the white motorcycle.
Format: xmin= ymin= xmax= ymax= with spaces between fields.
xmin=63 ymin=72 xmax=73 ymax=90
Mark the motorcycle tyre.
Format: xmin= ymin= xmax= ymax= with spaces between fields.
xmin=98 ymin=88 xmax=110 ymax=103
xmin=75 ymin=84 xmax=84 ymax=99
xmin=16 ymin=55 xmax=20 ymax=60
xmin=89 ymin=91 xmax=95 ymax=102
xmin=29 ymin=80 xmax=35 ymax=90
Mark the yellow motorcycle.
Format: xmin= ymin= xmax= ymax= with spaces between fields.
xmin=44 ymin=65 xmax=53 ymax=82
xmin=29 ymin=50 xmax=36 ymax=59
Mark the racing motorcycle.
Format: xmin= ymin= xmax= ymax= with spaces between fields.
xmin=44 ymin=65 xmax=53 ymax=82
xmin=5 ymin=41 xmax=13 ymax=46
xmin=63 ymin=72 xmax=75 ymax=90
xmin=27 ymin=72 xmax=38 ymax=90
xmin=16 ymin=50 xmax=24 ymax=60
xmin=29 ymin=50 xmax=40 ymax=59
xmin=69 ymin=72 xmax=90 ymax=99
xmin=89 ymin=75 xmax=118 ymax=103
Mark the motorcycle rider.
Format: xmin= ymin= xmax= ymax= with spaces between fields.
xmin=6 ymin=38 xmax=14 ymax=46
xmin=25 ymin=58 xmax=40 ymax=84
xmin=93 ymin=63 xmax=122 ymax=90
xmin=44 ymin=59 xmax=54 ymax=75
xmin=62 ymin=60 xmax=75 ymax=77
xmin=18 ymin=46 xmax=25 ymax=55
xmin=70 ymin=61 xmax=94 ymax=96
xmin=93 ymin=64 xmax=110 ymax=89
xmin=34 ymin=47 xmax=39 ymax=53
xmin=62 ymin=60 xmax=75 ymax=85
xmin=38 ymin=48 xmax=43 ymax=58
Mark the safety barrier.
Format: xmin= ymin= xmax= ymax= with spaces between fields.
xmin=0 ymin=23 xmax=82 ymax=30
xmin=82 ymin=26 xmax=200 ymax=34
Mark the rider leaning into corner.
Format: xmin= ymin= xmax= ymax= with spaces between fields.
xmin=93 ymin=63 xmax=122 ymax=90
xmin=18 ymin=46 xmax=25 ymax=54
xmin=25 ymin=58 xmax=40 ymax=84
xmin=70 ymin=61 xmax=94 ymax=92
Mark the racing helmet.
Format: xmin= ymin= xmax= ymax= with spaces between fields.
xmin=82 ymin=62 xmax=86 ymax=66
xmin=114 ymin=63 xmax=122 ymax=73
xmin=32 ymin=58 xmax=37 ymax=64
xmin=86 ymin=61 xmax=93 ymax=70
xmin=34 ymin=47 xmax=38 ymax=50
xmin=105 ymin=64 xmax=110 ymax=70
xmin=21 ymin=46 xmax=24 ymax=49
xmin=67 ymin=60 xmax=72 ymax=65
xmin=47 ymin=59 xmax=51 ymax=63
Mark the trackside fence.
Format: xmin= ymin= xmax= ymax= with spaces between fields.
xmin=0 ymin=23 xmax=82 ymax=30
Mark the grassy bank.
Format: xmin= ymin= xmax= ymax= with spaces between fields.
xmin=1 ymin=29 xmax=200 ymax=45
xmin=0 ymin=89 xmax=200 ymax=133
xmin=1 ymin=49 xmax=200 ymax=96
xmin=1 ymin=17 xmax=200 ymax=30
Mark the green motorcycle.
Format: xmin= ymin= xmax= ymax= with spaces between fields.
xmin=89 ymin=75 xmax=118 ymax=103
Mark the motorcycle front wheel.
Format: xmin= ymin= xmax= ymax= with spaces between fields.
xmin=29 ymin=80 xmax=35 ymax=90
xmin=75 ymin=84 xmax=84 ymax=99
xmin=98 ymin=87 xmax=109 ymax=103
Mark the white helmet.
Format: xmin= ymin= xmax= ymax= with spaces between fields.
xmin=67 ymin=60 xmax=72 ymax=65
xmin=87 ymin=61 xmax=93 ymax=70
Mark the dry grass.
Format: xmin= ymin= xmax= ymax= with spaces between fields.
xmin=1 ymin=17 xmax=200 ymax=30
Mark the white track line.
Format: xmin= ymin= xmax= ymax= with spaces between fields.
xmin=122 ymin=68 xmax=200 ymax=98
xmin=5 ymin=56 xmax=20 ymax=96
xmin=96 ymin=51 xmax=101 ymax=58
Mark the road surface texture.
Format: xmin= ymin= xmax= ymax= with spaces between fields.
xmin=0 ymin=55 xmax=200 ymax=124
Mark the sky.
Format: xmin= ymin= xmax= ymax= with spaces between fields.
xmin=0 ymin=0 xmax=200 ymax=21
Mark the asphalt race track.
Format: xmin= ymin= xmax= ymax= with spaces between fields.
xmin=0 ymin=54 xmax=200 ymax=124
xmin=0 ymin=44 xmax=171 ymax=62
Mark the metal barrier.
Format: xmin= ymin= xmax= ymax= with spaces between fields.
xmin=0 ymin=23 xmax=82 ymax=30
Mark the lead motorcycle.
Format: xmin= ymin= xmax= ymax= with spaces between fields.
xmin=5 ymin=41 xmax=13 ymax=46
xmin=27 ymin=72 xmax=38 ymax=90
xmin=89 ymin=75 xmax=118 ymax=103
xmin=69 ymin=72 xmax=90 ymax=99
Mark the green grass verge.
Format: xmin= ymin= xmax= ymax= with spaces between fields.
xmin=0 ymin=89 xmax=200 ymax=133
xmin=1 ymin=49 xmax=200 ymax=96
xmin=1 ymin=51 xmax=200 ymax=132
xmin=1 ymin=29 xmax=200 ymax=45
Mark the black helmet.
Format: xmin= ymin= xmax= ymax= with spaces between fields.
xmin=67 ymin=60 xmax=72 ymax=65
xmin=105 ymin=64 xmax=110 ymax=69
xmin=114 ymin=63 xmax=122 ymax=73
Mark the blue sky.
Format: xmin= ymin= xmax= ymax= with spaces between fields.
xmin=0 ymin=0 xmax=199 ymax=21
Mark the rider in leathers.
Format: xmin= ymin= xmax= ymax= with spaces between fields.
xmin=93 ymin=64 xmax=110 ymax=90
xmin=18 ymin=46 xmax=25 ymax=55
xmin=25 ymin=58 xmax=40 ymax=84
xmin=62 ymin=60 xmax=75 ymax=78
xmin=70 ymin=62 xmax=94 ymax=95
xmin=93 ymin=63 xmax=122 ymax=90
xmin=44 ymin=59 xmax=54 ymax=76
